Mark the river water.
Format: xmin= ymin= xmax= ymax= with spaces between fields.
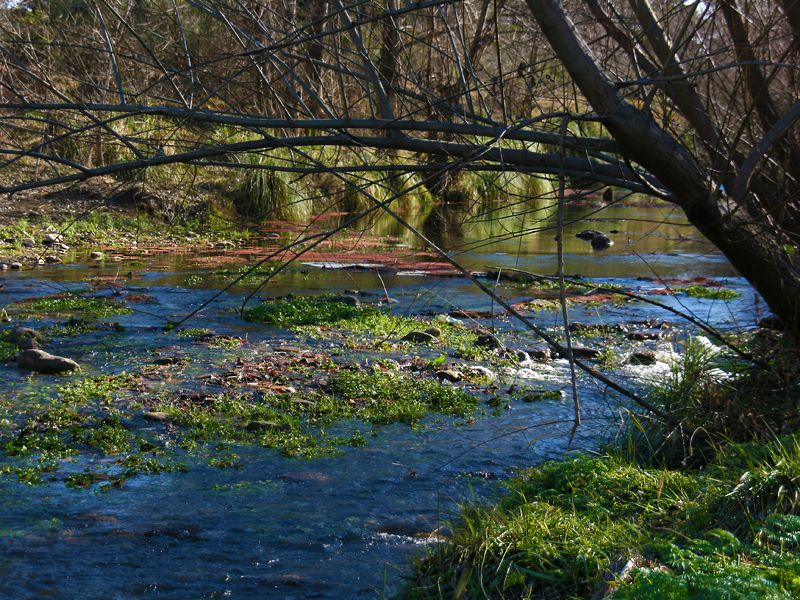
xmin=0 ymin=202 xmax=759 ymax=599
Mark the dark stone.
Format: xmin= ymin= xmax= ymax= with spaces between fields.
xmin=402 ymin=331 xmax=435 ymax=343
xmin=528 ymin=346 xmax=555 ymax=361
xmin=475 ymin=333 xmax=503 ymax=349
xmin=424 ymin=327 xmax=442 ymax=338
xmin=575 ymin=229 xmax=605 ymax=241
xmin=590 ymin=233 xmax=613 ymax=251
xmin=558 ymin=346 xmax=600 ymax=359
xmin=629 ymin=351 xmax=657 ymax=365
xmin=625 ymin=329 xmax=663 ymax=341
xmin=17 ymin=349 xmax=80 ymax=374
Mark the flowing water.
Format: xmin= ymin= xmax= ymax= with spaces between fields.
xmin=0 ymin=201 xmax=759 ymax=599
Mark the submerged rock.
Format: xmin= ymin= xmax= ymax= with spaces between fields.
xmin=557 ymin=346 xmax=600 ymax=360
xmin=246 ymin=420 xmax=281 ymax=431
xmin=10 ymin=262 xmax=22 ymax=270
xmin=17 ymin=349 xmax=79 ymax=374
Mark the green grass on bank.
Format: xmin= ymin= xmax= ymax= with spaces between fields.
xmin=400 ymin=438 xmax=800 ymax=599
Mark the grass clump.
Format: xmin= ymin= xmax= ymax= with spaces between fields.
xmin=243 ymin=295 xmax=377 ymax=326
xmin=400 ymin=440 xmax=800 ymax=599
xmin=682 ymin=285 xmax=742 ymax=300
xmin=328 ymin=369 xmax=478 ymax=424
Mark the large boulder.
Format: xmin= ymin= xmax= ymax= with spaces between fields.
xmin=17 ymin=349 xmax=80 ymax=374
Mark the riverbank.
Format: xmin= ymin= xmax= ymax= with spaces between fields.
xmin=399 ymin=333 xmax=800 ymax=599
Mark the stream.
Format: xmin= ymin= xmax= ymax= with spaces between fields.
xmin=0 ymin=202 xmax=759 ymax=599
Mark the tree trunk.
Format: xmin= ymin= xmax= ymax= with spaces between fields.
xmin=524 ymin=0 xmax=800 ymax=335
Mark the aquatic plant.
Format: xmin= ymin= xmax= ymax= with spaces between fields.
xmin=682 ymin=285 xmax=742 ymax=300
xmin=243 ymin=295 xmax=377 ymax=326
xmin=11 ymin=295 xmax=132 ymax=319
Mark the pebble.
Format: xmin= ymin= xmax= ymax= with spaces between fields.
xmin=21 ymin=237 xmax=36 ymax=247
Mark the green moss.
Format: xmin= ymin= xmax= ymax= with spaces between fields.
xmin=682 ymin=285 xmax=742 ymax=300
xmin=12 ymin=295 xmax=132 ymax=318
xmin=243 ymin=295 xmax=377 ymax=326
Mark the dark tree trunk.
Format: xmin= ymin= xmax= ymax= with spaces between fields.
xmin=524 ymin=0 xmax=800 ymax=336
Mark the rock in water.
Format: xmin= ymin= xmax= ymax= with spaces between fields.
xmin=435 ymin=370 xmax=462 ymax=383
xmin=576 ymin=229 xmax=614 ymax=251
xmin=17 ymin=337 xmax=42 ymax=351
xmin=402 ymin=331 xmax=435 ymax=343
xmin=42 ymin=233 xmax=64 ymax=245
xmin=8 ymin=326 xmax=42 ymax=343
xmin=575 ymin=229 xmax=605 ymax=241
xmin=590 ymin=233 xmax=614 ymax=251
xmin=475 ymin=333 xmax=503 ymax=349
xmin=18 ymin=349 xmax=80 ymax=374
